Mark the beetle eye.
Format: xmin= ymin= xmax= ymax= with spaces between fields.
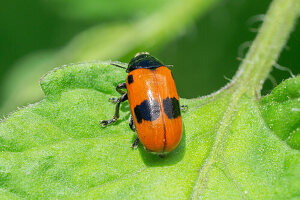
xmin=127 ymin=75 xmax=134 ymax=84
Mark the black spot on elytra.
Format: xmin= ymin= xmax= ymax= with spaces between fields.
xmin=127 ymin=75 xmax=134 ymax=84
xmin=163 ymin=97 xmax=181 ymax=119
xmin=134 ymin=99 xmax=160 ymax=123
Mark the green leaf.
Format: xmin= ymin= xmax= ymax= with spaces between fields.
xmin=0 ymin=62 xmax=299 ymax=199
xmin=1 ymin=0 xmax=300 ymax=199
xmin=260 ymin=77 xmax=300 ymax=150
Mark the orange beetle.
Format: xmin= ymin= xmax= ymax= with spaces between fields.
xmin=101 ymin=52 xmax=184 ymax=155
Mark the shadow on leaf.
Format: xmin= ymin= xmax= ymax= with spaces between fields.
xmin=134 ymin=123 xmax=186 ymax=167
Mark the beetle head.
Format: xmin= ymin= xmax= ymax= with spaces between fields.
xmin=127 ymin=52 xmax=164 ymax=73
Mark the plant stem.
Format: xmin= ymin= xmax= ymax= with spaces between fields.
xmin=232 ymin=0 xmax=300 ymax=95
xmin=191 ymin=0 xmax=299 ymax=198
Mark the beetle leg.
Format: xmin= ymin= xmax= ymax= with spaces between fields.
xmin=116 ymin=83 xmax=127 ymax=95
xmin=181 ymin=105 xmax=188 ymax=111
xmin=108 ymin=97 xmax=119 ymax=103
xmin=100 ymin=93 xmax=128 ymax=127
xmin=131 ymin=137 xmax=140 ymax=149
xmin=129 ymin=114 xmax=136 ymax=131
xmin=108 ymin=83 xmax=127 ymax=103
xmin=129 ymin=115 xmax=139 ymax=149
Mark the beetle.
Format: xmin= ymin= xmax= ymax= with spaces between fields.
xmin=100 ymin=52 xmax=185 ymax=155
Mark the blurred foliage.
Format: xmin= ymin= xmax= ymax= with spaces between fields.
xmin=0 ymin=0 xmax=218 ymax=115
xmin=0 ymin=0 xmax=299 ymax=115
xmin=43 ymin=0 xmax=174 ymax=21
xmin=158 ymin=0 xmax=300 ymax=97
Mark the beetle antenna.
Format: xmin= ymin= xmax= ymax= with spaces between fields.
xmin=111 ymin=63 xmax=127 ymax=70
xmin=165 ymin=65 xmax=174 ymax=68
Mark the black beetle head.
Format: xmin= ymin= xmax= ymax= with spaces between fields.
xmin=126 ymin=52 xmax=164 ymax=73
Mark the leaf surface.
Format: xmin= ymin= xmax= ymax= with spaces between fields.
xmin=0 ymin=63 xmax=299 ymax=199
xmin=259 ymin=77 xmax=300 ymax=150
